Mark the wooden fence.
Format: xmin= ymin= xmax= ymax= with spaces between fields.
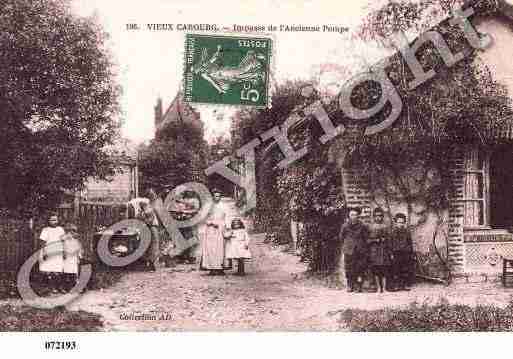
xmin=0 ymin=218 xmax=36 ymax=274
xmin=0 ymin=201 xmax=125 ymax=273
xmin=76 ymin=201 xmax=125 ymax=262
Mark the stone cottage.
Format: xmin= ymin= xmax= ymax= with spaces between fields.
xmin=335 ymin=0 xmax=513 ymax=280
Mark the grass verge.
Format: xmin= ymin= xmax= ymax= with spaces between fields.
xmin=340 ymin=298 xmax=513 ymax=331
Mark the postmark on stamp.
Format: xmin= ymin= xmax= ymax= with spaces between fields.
xmin=183 ymin=34 xmax=272 ymax=108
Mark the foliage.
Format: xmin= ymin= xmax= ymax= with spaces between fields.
xmin=342 ymin=0 xmax=513 ymax=217
xmin=232 ymin=82 xmax=345 ymax=272
xmin=356 ymin=0 xmax=500 ymax=43
xmin=341 ymin=298 xmax=513 ymax=331
xmin=276 ymin=141 xmax=345 ymax=272
xmin=139 ymin=95 xmax=208 ymax=197
xmin=0 ymin=304 xmax=103 ymax=331
xmin=138 ymin=136 xmax=207 ymax=196
xmin=207 ymin=135 xmax=234 ymax=195
xmin=231 ymin=0 xmax=513 ymax=275
xmin=0 ymin=0 xmax=121 ymax=216
xmin=345 ymin=0 xmax=513 ymax=277
xmin=0 ymin=266 xmax=125 ymax=301
xmin=231 ymin=80 xmax=311 ymax=234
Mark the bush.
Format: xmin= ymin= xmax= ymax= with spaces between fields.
xmin=0 ymin=304 xmax=103 ymax=331
xmin=341 ymin=298 xmax=513 ymax=331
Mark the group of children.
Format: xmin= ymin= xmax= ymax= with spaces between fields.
xmin=39 ymin=213 xmax=83 ymax=294
xmin=340 ymin=207 xmax=414 ymax=293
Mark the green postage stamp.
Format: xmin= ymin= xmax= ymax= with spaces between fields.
xmin=183 ymin=34 xmax=272 ymax=108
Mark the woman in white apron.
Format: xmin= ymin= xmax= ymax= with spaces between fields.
xmin=200 ymin=190 xmax=229 ymax=275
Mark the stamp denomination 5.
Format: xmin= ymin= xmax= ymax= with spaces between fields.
xmin=183 ymin=34 xmax=272 ymax=108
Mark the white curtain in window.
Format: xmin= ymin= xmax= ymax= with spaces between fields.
xmin=464 ymin=150 xmax=482 ymax=226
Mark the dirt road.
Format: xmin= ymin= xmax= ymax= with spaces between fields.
xmin=63 ymin=198 xmax=513 ymax=331
xmin=68 ymin=231 xmax=340 ymax=331
xmin=67 ymin=234 xmax=513 ymax=331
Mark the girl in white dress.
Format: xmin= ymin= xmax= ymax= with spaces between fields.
xmin=225 ymin=218 xmax=251 ymax=275
xmin=62 ymin=223 xmax=83 ymax=291
xmin=39 ymin=213 xmax=65 ymax=293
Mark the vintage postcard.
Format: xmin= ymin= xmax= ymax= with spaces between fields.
xmin=2 ymin=0 xmax=513 ymax=353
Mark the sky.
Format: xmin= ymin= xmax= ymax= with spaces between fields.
xmin=71 ymin=0 xmax=394 ymax=144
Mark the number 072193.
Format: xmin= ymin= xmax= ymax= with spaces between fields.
xmin=44 ymin=341 xmax=77 ymax=350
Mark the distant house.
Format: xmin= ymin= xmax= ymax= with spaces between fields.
xmin=154 ymin=92 xmax=204 ymax=142
xmin=81 ymin=139 xmax=139 ymax=203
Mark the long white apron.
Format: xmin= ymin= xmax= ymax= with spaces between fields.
xmin=200 ymin=202 xmax=228 ymax=270
xmin=39 ymin=226 xmax=65 ymax=273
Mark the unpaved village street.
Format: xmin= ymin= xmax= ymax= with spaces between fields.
xmin=67 ymin=230 xmax=513 ymax=331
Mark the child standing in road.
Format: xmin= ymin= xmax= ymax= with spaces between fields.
xmin=225 ymin=218 xmax=251 ymax=275
xmin=39 ymin=212 xmax=66 ymax=294
xmin=62 ymin=223 xmax=83 ymax=292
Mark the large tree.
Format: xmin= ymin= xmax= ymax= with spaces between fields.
xmin=0 ymin=0 xmax=121 ymax=215
xmin=138 ymin=137 xmax=207 ymax=196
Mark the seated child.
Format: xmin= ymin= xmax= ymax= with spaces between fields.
xmin=39 ymin=212 xmax=66 ymax=294
xmin=225 ymin=218 xmax=251 ymax=275
xmin=62 ymin=223 xmax=83 ymax=292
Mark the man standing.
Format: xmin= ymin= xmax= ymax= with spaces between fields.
xmin=138 ymin=200 xmax=161 ymax=271
xmin=390 ymin=213 xmax=414 ymax=291
xmin=200 ymin=189 xmax=229 ymax=275
xmin=128 ymin=190 xmax=161 ymax=271
xmin=339 ymin=207 xmax=370 ymax=292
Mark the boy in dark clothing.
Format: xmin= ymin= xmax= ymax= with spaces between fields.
xmin=339 ymin=207 xmax=370 ymax=293
xmin=368 ymin=208 xmax=392 ymax=293
xmin=390 ymin=213 xmax=414 ymax=291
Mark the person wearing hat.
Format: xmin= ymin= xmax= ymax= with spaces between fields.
xmin=339 ymin=207 xmax=370 ymax=292
xmin=390 ymin=213 xmax=414 ymax=291
xmin=200 ymin=189 xmax=229 ymax=275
